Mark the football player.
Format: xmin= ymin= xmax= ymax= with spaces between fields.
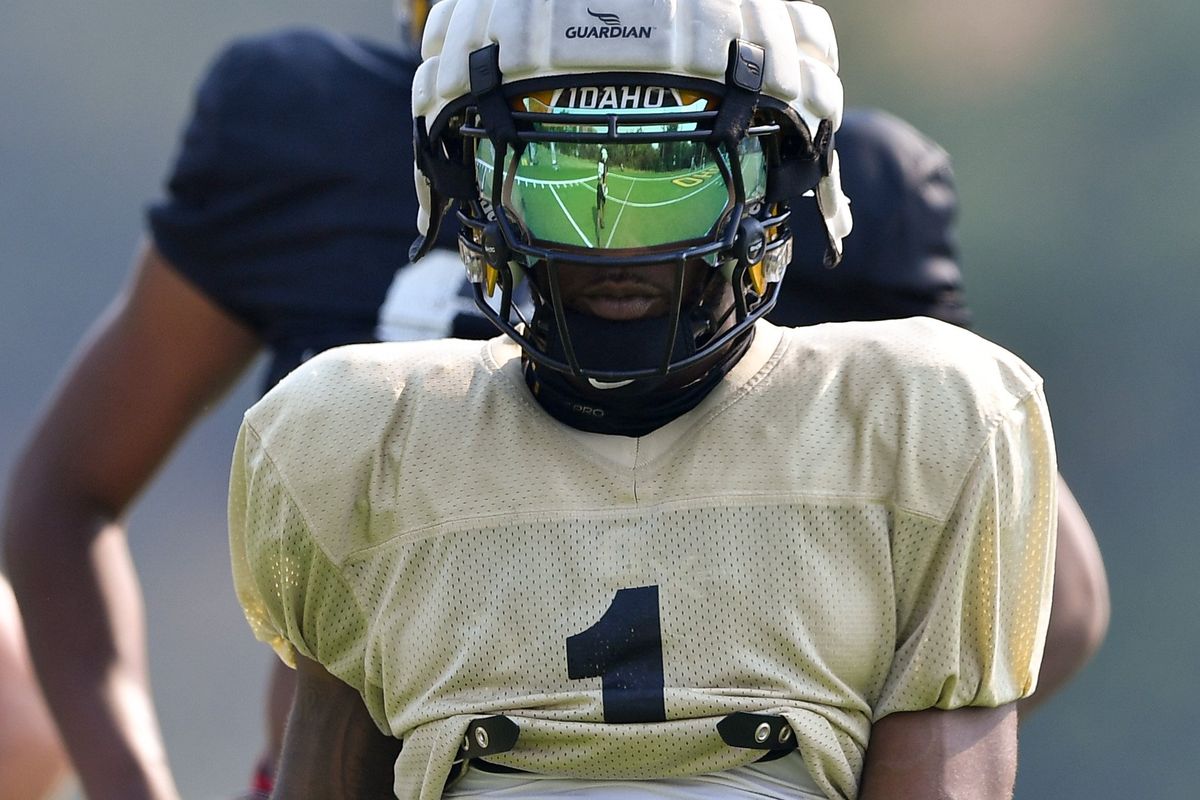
xmin=231 ymin=1 xmax=1056 ymax=798
xmin=770 ymin=108 xmax=1109 ymax=715
xmin=2 ymin=6 xmax=1099 ymax=800
xmin=597 ymin=145 xmax=610 ymax=232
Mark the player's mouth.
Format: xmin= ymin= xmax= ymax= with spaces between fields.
xmin=572 ymin=279 xmax=671 ymax=320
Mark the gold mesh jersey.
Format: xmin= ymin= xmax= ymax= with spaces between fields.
xmin=229 ymin=318 xmax=1057 ymax=800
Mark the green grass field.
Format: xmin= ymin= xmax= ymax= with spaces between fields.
xmin=478 ymin=151 xmax=746 ymax=250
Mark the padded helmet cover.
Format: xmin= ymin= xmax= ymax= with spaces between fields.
xmin=411 ymin=0 xmax=851 ymax=255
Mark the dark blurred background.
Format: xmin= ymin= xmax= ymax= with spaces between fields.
xmin=0 ymin=1 xmax=1194 ymax=797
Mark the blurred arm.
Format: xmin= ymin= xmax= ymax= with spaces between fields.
xmin=273 ymin=655 xmax=402 ymax=800
xmin=0 ymin=575 xmax=69 ymax=800
xmin=860 ymin=705 xmax=1017 ymax=799
xmin=1020 ymin=476 xmax=1109 ymax=715
xmin=2 ymin=243 xmax=260 ymax=800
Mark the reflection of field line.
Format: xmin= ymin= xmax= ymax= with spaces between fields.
xmin=549 ymin=184 xmax=593 ymax=247
xmin=476 ymin=158 xmax=595 ymax=188
xmin=476 ymin=156 xmax=716 ymax=236
xmin=516 ymin=172 xmax=700 ymax=190
xmin=604 ymin=178 xmax=637 ymax=248
xmin=594 ymin=170 xmax=706 ymax=184
xmin=607 ymin=175 xmax=725 ymax=209
xmin=476 ymin=158 xmax=594 ymax=246
xmin=478 ymin=157 xmax=719 ymax=194
xmin=511 ymin=172 xmax=715 ymax=211
xmin=517 ymin=176 xmax=594 ymax=187
xmin=476 ymin=157 xmax=593 ymax=188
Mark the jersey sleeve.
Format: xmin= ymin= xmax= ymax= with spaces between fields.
xmin=873 ymin=385 xmax=1057 ymax=720
xmin=146 ymin=31 xmax=420 ymax=379
xmin=770 ymin=108 xmax=970 ymax=329
xmin=229 ymin=418 xmax=382 ymax=724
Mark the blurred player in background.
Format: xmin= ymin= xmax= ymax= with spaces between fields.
xmin=0 ymin=5 xmax=481 ymax=798
xmin=769 ymin=108 xmax=1110 ymax=713
xmin=2 ymin=6 xmax=1104 ymax=800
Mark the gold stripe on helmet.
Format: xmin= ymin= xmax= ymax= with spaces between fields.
xmin=411 ymin=0 xmax=431 ymax=35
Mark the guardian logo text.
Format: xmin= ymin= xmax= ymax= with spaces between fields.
xmin=565 ymin=9 xmax=653 ymax=39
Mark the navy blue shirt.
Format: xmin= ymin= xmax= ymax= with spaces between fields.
xmin=148 ymin=29 xmax=474 ymax=391
xmin=770 ymin=108 xmax=970 ymax=329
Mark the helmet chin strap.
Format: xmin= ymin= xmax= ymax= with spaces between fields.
xmin=523 ymin=270 xmax=753 ymax=436
xmin=522 ymin=324 xmax=752 ymax=436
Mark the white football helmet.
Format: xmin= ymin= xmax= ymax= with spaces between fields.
xmin=411 ymin=0 xmax=851 ymax=386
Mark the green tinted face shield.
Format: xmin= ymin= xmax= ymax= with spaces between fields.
xmin=449 ymin=58 xmax=798 ymax=384
xmin=474 ymin=91 xmax=768 ymax=253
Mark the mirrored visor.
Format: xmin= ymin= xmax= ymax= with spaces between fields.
xmin=474 ymin=93 xmax=766 ymax=251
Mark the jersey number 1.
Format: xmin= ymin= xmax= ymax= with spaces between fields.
xmin=566 ymin=585 xmax=666 ymax=723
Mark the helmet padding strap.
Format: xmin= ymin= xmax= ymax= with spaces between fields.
xmin=766 ymin=119 xmax=833 ymax=201
xmin=414 ymin=117 xmax=475 ymax=199
xmin=469 ymin=44 xmax=517 ymax=145
xmin=710 ymin=40 xmax=764 ymax=148
xmin=409 ymin=117 xmax=467 ymax=260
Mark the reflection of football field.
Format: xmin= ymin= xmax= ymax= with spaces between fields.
xmin=481 ymin=154 xmax=729 ymax=249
